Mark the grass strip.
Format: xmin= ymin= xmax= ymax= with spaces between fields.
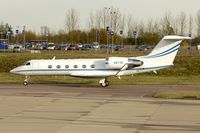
xmin=153 ymin=92 xmax=200 ymax=100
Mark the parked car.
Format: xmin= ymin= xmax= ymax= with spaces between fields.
xmin=58 ymin=44 xmax=68 ymax=50
xmin=81 ymin=44 xmax=93 ymax=50
xmin=100 ymin=44 xmax=107 ymax=49
xmin=77 ymin=43 xmax=83 ymax=49
xmin=93 ymin=44 xmax=99 ymax=49
xmin=197 ymin=45 xmax=200 ymax=50
xmin=67 ymin=44 xmax=79 ymax=50
xmin=114 ymin=45 xmax=124 ymax=51
xmin=106 ymin=44 xmax=117 ymax=49
xmin=136 ymin=44 xmax=153 ymax=51
xmin=36 ymin=43 xmax=45 ymax=50
xmin=13 ymin=46 xmax=21 ymax=52
xmin=25 ymin=43 xmax=33 ymax=50
xmin=47 ymin=43 xmax=55 ymax=50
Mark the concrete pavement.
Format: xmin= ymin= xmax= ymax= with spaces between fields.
xmin=0 ymin=84 xmax=199 ymax=133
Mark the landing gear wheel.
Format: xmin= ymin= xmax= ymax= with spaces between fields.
xmin=23 ymin=81 xmax=28 ymax=86
xmin=101 ymin=82 xmax=107 ymax=87
xmin=23 ymin=76 xmax=29 ymax=86
xmin=105 ymin=81 xmax=109 ymax=86
xmin=99 ymin=78 xmax=109 ymax=87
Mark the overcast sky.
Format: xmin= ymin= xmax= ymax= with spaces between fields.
xmin=1 ymin=0 xmax=200 ymax=33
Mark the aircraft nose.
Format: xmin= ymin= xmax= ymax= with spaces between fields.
xmin=10 ymin=68 xmax=18 ymax=74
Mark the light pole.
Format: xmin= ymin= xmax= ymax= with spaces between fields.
xmin=120 ymin=30 xmax=123 ymax=48
xmin=87 ymin=32 xmax=89 ymax=44
xmin=0 ymin=31 xmax=3 ymax=52
xmin=110 ymin=9 xmax=116 ymax=53
xmin=7 ymin=32 xmax=10 ymax=47
xmin=134 ymin=31 xmax=137 ymax=50
xmin=0 ymin=31 xmax=3 ymax=39
xmin=97 ymin=31 xmax=100 ymax=50
xmin=189 ymin=33 xmax=192 ymax=50
xmin=111 ymin=31 xmax=114 ymax=53
xmin=23 ymin=26 xmax=26 ymax=50
xmin=104 ymin=7 xmax=111 ymax=29
xmin=104 ymin=7 xmax=111 ymax=54
xmin=128 ymin=31 xmax=132 ymax=52
xmin=16 ymin=26 xmax=19 ymax=45
xmin=106 ymin=26 xmax=109 ymax=54
xmin=6 ymin=31 xmax=11 ymax=52
xmin=46 ymin=34 xmax=49 ymax=43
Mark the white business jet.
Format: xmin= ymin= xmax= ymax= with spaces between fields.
xmin=10 ymin=35 xmax=190 ymax=87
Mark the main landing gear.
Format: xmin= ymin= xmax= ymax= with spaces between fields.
xmin=99 ymin=78 xmax=109 ymax=87
xmin=23 ymin=76 xmax=29 ymax=86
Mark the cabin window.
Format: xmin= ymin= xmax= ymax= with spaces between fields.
xmin=74 ymin=65 xmax=78 ymax=68
xmin=91 ymin=64 xmax=95 ymax=68
xmin=65 ymin=65 xmax=69 ymax=68
xmin=82 ymin=65 xmax=86 ymax=68
xmin=48 ymin=65 xmax=52 ymax=69
xmin=56 ymin=65 xmax=61 ymax=69
xmin=25 ymin=62 xmax=31 ymax=66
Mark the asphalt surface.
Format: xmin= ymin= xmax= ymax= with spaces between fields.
xmin=0 ymin=84 xmax=200 ymax=133
xmin=1 ymin=84 xmax=200 ymax=98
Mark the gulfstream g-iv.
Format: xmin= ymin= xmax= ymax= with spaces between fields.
xmin=10 ymin=35 xmax=191 ymax=87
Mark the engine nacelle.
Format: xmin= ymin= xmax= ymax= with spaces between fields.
xmin=127 ymin=59 xmax=143 ymax=67
xmin=105 ymin=57 xmax=143 ymax=69
xmin=105 ymin=57 xmax=127 ymax=69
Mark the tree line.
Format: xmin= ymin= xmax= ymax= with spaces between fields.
xmin=1 ymin=8 xmax=200 ymax=46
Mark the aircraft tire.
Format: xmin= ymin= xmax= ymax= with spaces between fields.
xmin=101 ymin=83 xmax=107 ymax=87
xmin=23 ymin=81 xmax=28 ymax=86
xmin=105 ymin=81 xmax=109 ymax=86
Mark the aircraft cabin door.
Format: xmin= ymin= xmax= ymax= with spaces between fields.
xmin=31 ymin=62 xmax=38 ymax=74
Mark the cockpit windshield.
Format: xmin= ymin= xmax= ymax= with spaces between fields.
xmin=23 ymin=62 xmax=31 ymax=66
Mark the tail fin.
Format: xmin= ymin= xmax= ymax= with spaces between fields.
xmin=144 ymin=35 xmax=191 ymax=65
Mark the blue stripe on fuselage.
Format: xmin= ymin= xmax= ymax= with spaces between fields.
xmin=143 ymin=44 xmax=180 ymax=59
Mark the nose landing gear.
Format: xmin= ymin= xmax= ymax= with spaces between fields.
xmin=99 ymin=78 xmax=109 ymax=87
xmin=23 ymin=76 xmax=29 ymax=86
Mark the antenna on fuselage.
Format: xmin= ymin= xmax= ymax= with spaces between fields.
xmin=153 ymin=70 xmax=157 ymax=74
xmin=52 ymin=56 xmax=56 ymax=60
